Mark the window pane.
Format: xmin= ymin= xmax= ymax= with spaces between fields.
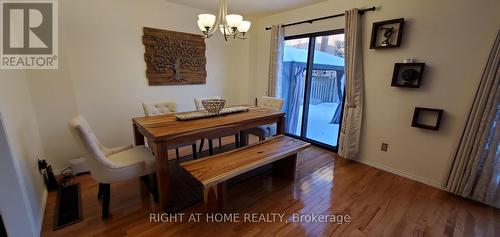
xmin=305 ymin=34 xmax=345 ymax=147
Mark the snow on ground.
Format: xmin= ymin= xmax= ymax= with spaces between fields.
xmin=296 ymin=102 xmax=340 ymax=147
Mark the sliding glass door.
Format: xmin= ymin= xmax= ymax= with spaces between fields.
xmin=280 ymin=30 xmax=345 ymax=149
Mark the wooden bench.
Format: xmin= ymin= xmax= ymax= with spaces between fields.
xmin=181 ymin=135 xmax=311 ymax=211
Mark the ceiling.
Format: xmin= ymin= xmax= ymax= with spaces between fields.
xmin=165 ymin=0 xmax=329 ymax=17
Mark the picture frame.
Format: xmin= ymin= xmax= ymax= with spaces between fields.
xmin=370 ymin=18 xmax=405 ymax=49
xmin=411 ymin=107 xmax=444 ymax=131
xmin=391 ymin=63 xmax=425 ymax=88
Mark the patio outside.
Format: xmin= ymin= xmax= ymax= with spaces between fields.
xmin=295 ymin=102 xmax=341 ymax=146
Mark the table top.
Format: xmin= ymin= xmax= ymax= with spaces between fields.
xmin=133 ymin=106 xmax=284 ymax=141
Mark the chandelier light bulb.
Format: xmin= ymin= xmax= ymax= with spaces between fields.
xmin=226 ymin=14 xmax=243 ymax=28
xmin=198 ymin=14 xmax=216 ymax=28
xmin=237 ymin=20 xmax=251 ymax=33
xmin=197 ymin=20 xmax=207 ymax=32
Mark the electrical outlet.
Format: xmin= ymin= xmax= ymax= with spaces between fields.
xmin=38 ymin=159 xmax=47 ymax=171
xmin=381 ymin=143 xmax=388 ymax=152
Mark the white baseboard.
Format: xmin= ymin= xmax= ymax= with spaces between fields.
xmin=354 ymin=159 xmax=444 ymax=190
xmin=37 ymin=188 xmax=48 ymax=236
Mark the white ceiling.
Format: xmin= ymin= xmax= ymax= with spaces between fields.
xmin=165 ymin=0 xmax=329 ymax=16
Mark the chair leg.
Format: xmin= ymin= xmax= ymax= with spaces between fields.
xmin=140 ymin=175 xmax=149 ymax=186
xmin=175 ymin=148 xmax=180 ymax=159
xmin=97 ymin=183 xmax=103 ymax=199
xmin=239 ymin=131 xmax=249 ymax=147
xmin=101 ymin=183 xmax=111 ymax=219
xmin=192 ymin=144 xmax=197 ymax=160
xmin=140 ymin=175 xmax=159 ymax=203
xmin=199 ymin=139 xmax=205 ymax=153
xmin=151 ymin=174 xmax=159 ymax=203
xmin=218 ymin=138 xmax=222 ymax=148
xmin=208 ymin=140 xmax=214 ymax=156
xmin=235 ymin=134 xmax=240 ymax=148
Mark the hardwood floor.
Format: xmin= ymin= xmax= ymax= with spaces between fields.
xmin=41 ymin=136 xmax=500 ymax=237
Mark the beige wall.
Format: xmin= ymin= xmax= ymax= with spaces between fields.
xmin=13 ymin=0 xmax=500 ymax=209
xmin=0 ymin=71 xmax=47 ymax=236
xmin=248 ymin=0 xmax=500 ymax=187
xmin=27 ymin=0 xmax=251 ymax=170
xmin=7 ymin=0 xmax=499 ymax=233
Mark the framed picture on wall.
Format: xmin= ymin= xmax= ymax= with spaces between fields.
xmin=391 ymin=63 xmax=425 ymax=88
xmin=411 ymin=107 xmax=444 ymax=130
xmin=370 ymin=18 xmax=405 ymax=49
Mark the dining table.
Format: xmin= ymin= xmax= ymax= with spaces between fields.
xmin=132 ymin=106 xmax=285 ymax=212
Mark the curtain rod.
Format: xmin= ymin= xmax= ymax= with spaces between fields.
xmin=264 ymin=6 xmax=376 ymax=30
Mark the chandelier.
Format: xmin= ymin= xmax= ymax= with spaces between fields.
xmin=197 ymin=0 xmax=251 ymax=41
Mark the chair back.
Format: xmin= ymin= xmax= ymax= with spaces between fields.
xmin=194 ymin=96 xmax=221 ymax=111
xmin=68 ymin=116 xmax=116 ymax=174
xmin=142 ymin=101 xmax=177 ymax=116
xmin=260 ymin=96 xmax=284 ymax=111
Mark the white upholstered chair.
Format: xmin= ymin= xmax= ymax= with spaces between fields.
xmin=246 ymin=96 xmax=284 ymax=141
xmin=142 ymin=101 xmax=198 ymax=159
xmin=194 ymin=96 xmax=240 ymax=155
xmin=68 ymin=116 xmax=157 ymax=218
xmin=142 ymin=101 xmax=177 ymax=115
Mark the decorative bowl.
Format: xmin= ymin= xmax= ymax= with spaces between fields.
xmin=202 ymin=99 xmax=226 ymax=114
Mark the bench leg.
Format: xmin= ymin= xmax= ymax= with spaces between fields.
xmin=273 ymin=154 xmax=298 ymax=181
xmin=203 ymin=182 xmax=226 ymax=212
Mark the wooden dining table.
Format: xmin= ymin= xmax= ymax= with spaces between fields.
xmin=132 ymin=106 xmax=285 ymax=212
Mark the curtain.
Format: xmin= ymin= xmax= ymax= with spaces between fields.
xmin=338 ymin=9 xmax=364 ymax=159
xmin=446 ymin=30 xmax=500 ymax=208
xmin=331 ymin=73 xmax=346 ymax=124
xmin=288 ymin=67 xmax=306 ymax=134
xmin=268 ymin=25 xmax=285 ymax=97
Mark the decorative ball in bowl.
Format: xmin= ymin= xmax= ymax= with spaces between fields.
xmin=202 ymin=99 xmax=226 ymax=114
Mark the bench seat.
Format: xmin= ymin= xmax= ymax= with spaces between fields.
xmin=181 ymin=135 xmax=311 ymax=211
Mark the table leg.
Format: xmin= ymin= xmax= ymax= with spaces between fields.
xmin=277 ymin=115 xmax=285 ymax=135
xmin=154 ymin=142 xmax=172 ymax=210
xmin=133 ymin=123 xmax=145 ymax=146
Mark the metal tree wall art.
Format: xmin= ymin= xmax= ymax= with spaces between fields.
xmin=150 ymin=36 xmax=202 ymax=81
xmin=143 ymin=27 xmax=206 ymax=85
